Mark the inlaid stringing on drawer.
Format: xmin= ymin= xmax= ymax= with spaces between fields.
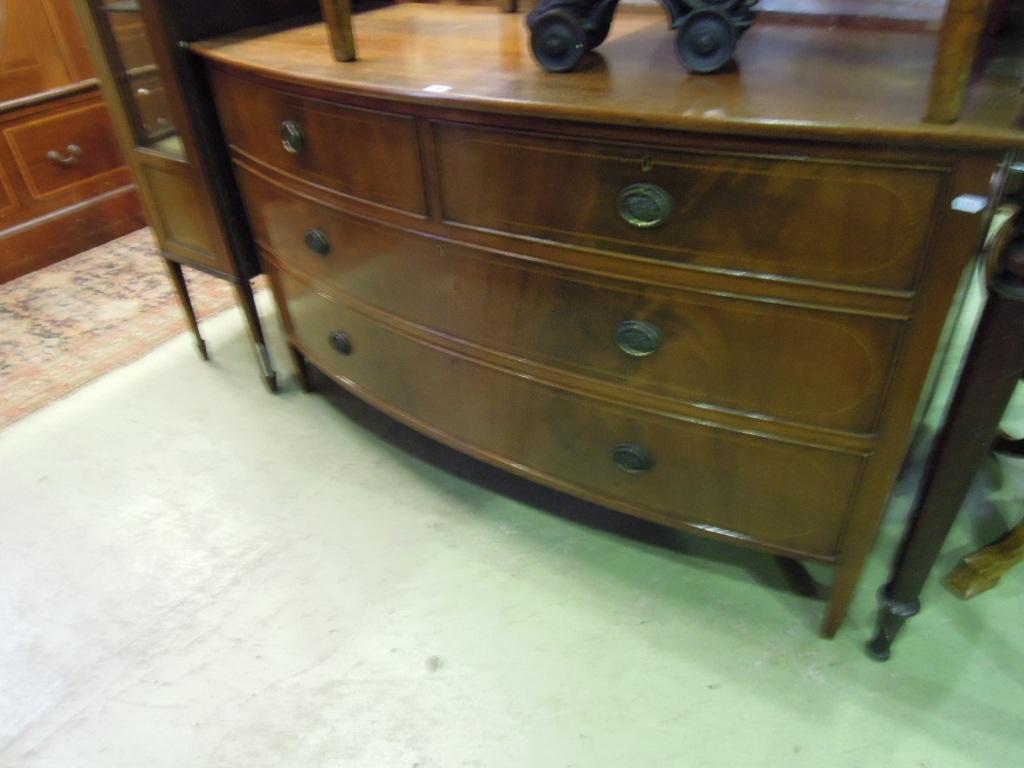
xmin=4 ymin=103 xmax=127 ymax=200
xmin=434 ymin=122 xmax=945 ymax=293
xmin=208 ymin=68 xmax=427 ymax=217
xmin=276 ymin=265 xmax=865 ymax=559
xmin=238 ymin=165 xmax=904 ymax=434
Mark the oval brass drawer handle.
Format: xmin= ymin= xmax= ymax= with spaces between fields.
xmin=328 ymin=331 xmax=352 ymax=356
xmin=47 ymin=144 xmax=82 ymax=167
xmin=305 ymin=228 xmax=330 ymax=257
xmin=280 ymin=120 xmax=305 ymax=154
xmin=617 ymin=183 xmax=673 ymax=229
xmin=615 ymin=320 xmax=662 ymax=357
xmin=612 ymin=443 xmax=655 ymax=473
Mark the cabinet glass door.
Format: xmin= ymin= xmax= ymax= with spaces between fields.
xmin=94 ymin=1 xmax=183 ymax=157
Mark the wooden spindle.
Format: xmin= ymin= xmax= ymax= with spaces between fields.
xmin=925 ymin=0 xmax=993 ymax=124
xmin=320 ymin=0 xmax=357 ymax=62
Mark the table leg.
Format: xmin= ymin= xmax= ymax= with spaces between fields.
xmin=163 ymin=258 xmax=208 ymax=361
xmin=867 ymin=238 xmax=1024 ymax=660
xmin=233 ymin=280 xmax=278 ymax=393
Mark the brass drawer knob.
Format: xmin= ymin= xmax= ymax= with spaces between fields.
xmin=617 ymin=183 xmax=673 ymax=229
xmin=280 ymin=120 xmax=305 ymax=154
xmin=612 ymin=443 xmax=655 ymax=473
xmin=615 ymin=320 xmax=662 ymax=357
xmin=328 ymin=331 xmax=352 ymax=355
xmin=305 ymin=228 xmax=330 ymax=257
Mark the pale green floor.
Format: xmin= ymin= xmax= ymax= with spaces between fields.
xmin=1 ymin=287 xmax=1021 ymax=768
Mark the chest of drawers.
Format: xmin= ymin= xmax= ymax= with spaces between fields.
xmin=195 ymin=4 xmax=1024 ymax=636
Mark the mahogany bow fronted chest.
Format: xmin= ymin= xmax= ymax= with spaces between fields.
xmin=193 ymin=4 xmax=1024 ymax=635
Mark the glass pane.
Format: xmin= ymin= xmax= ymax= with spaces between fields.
xmin=98 ymin=1 xmax=183 ymax=156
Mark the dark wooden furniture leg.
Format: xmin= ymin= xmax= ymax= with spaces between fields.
xmin=232 ymin=280 xmax=278 ymax=393
xmin=867 ymin=236 xmax=1024 ymax=661
xmin=946 ymin=519 xmax=1024 ymax=598
xmin=163 ymin=258 xmax=208 ymax=361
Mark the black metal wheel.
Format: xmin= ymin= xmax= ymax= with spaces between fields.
xmin=585 ymin=21 xmax=611 ymax=50
xmin=675 ymin=9 xmax=737 ymax=74
xmin=530 ymin=10 xmax=586 ymax=72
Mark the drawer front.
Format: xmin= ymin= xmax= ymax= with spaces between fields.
xmin=434 ymin=122 xmax=944 ymax=292
xmin=277 ymin=267 xmax=862 ymax=558
xmin=241 ymin=167 xmax=903 ymax=433
xmin=209 ymin=68 xmax=427 ymax=216
xmin=4 ymin=102 xmax=127 ymax=200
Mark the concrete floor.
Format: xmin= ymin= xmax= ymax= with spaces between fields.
xmin=1 ymin=290 xmax=1022 ymax=768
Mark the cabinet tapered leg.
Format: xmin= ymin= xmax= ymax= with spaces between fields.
xmin=867 ymin=236 xmax=1024 ymax=661
xmin=163 ymin=258 xmax=208 ymax=361
xmin=233 ymin=280 xmax=278 ymax=393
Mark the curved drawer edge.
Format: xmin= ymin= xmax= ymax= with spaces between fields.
xmin=263 ymin=248 xmax=881 ymax=453
xmin=296 ymin=337 xmax=843 ymax=565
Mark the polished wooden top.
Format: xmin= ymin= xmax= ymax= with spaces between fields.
xmin=193 ymin=4 xmax=1024 ymax=150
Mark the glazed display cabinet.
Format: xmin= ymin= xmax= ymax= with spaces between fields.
xmin=72 ymin=0 xmax=278 ymax=390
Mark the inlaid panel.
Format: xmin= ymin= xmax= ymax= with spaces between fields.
xmin=240 ymin=166 xmax=904 ymax=433
xmin=5 ymin=102 xmax=127 ymax=199
xmin=209 ymin=68 xmax=427 ymax=216
xmin=435 ymin=122 xmax=944 ymax=292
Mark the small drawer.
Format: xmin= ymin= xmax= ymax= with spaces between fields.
xmin=434 ymin=122 xmax=944 ymax=292
xmin=209 ymin=68 xmax=427 ymax=216
xmin=275 ymin=267 xmax=863 ymax=559
xmin=240 ymin=166 xmax=903 ymax=434
xmin=4 ymin=103 xmax=127 ymax=200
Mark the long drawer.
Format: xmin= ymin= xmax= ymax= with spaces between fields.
xmin=275 ymin=265 xmax=864 ymax=558
xmin=4 ymin=102 xmax=128 ymax=200
xmin=434 ymin=122 xmax=944 ymax=293
xmin=241 ymin=166 xmax=904 ymax=434
xmin=209 ymin=68 xmax=427 ymax=217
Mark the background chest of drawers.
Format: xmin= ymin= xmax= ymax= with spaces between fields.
xmin=0 ymin=0 xmax=143 ymax=283
xmin=194 ymin=4 xmax=1023 ymax=636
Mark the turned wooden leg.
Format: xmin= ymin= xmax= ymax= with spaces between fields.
xmin=946 ymin=520 xmax=1024 ymax=598
xmin=867 ymin=235 xmax=1024 ymax=661
xmin=163 ymin=258 xmax=208 ymax=361
xmin=924 ymin=0 xmax=993 ymax=124
xmin=233 ymin=280 xmax=278 ymax=393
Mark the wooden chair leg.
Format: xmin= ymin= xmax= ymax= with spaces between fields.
xmin=233 ymin=280 xmax=278 ymax=393
xmin=866 ymin=236 xmax=1024 ymax=661
xmin=946 ymin=520 xmax=1024 ymax=599
xmin=163 ymin=258 xmax=208 ymax=361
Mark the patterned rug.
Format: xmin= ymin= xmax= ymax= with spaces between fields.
xmin=0 ymin=228 xmax=243 ymax=429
